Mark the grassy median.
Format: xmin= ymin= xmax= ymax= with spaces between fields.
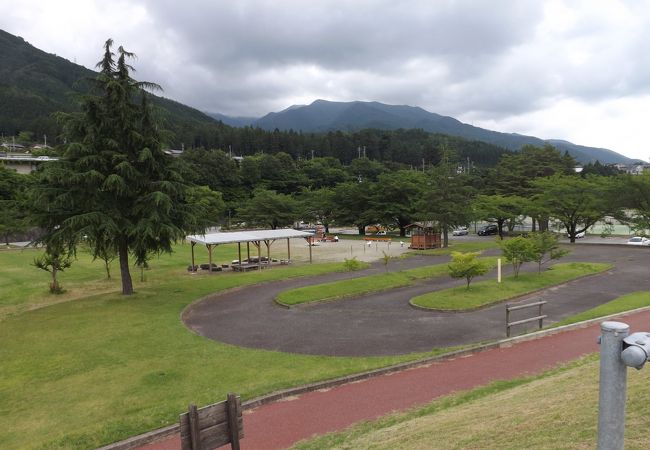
xmin=276 ymin=257 xmax=498 ymax=306
xmin=410 ymin=262 xmax=612 ymax=310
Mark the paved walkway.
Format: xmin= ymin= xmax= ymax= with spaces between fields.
xmin=141 ymin=308 xmax=650 ymax=450
xmin=184 ymin=245 xmax=650 ymax=356
xmin=132 ymin=245 xmax=650 ymax=450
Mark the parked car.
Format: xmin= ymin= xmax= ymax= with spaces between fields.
xmin=452 ymin=227 xmax=469 ymax=236
xmin=477 ymin=224 xmax=498 ymax=236
xmin=627 ymin=236 xmax=650 ymax=246
xmin=375 ymin=230 xmax=387 ymax=236
xmin=567 ymin=230 xmax=586 ymax=239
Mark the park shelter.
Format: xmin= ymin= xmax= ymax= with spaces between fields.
xmin=185 ymin=229 xmax=315 ymax=272
xmin=405 ymin=222 xmax=442 ymax=250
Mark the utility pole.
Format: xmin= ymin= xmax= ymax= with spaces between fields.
xmin=358 ymin=146 xmax=361 ymax=159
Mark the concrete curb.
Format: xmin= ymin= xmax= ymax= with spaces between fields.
xmin=97 ymin=303 xmax=650 ymax=450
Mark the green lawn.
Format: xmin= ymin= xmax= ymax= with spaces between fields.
xmin=410 ymin=262 xmax=612 ymax=310
xmin=0 ymin=243 xmax=451 ymax=449
xmin=276 ymin=257 xmax=498 ymax=306
xmin=291 ymin=354 xmax=650 ymax=449
xmin=554 ymin=291 xmax=650 ymax=327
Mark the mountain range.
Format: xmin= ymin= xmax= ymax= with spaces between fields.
xmin=0 ymin=29 xmax=220 ymax=146
xmin=208 ymin=100 xmax=636 ymax=164
xmin=0 ymin=28 xmax=636 ymax=165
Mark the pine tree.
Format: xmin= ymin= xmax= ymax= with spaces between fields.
xmin=30 ymin=39 xmax=211 ymax=295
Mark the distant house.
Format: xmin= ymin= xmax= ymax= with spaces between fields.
xmin=1 ymin=142 xmax=25 ymax=151
xmin=614 ymin=163 xmax=649 ymax=175
xmin=163 ymin=149 xmax=184 ymax=157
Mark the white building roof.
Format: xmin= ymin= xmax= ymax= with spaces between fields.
xmin=186 ymin=229 xmax=314 ymax=245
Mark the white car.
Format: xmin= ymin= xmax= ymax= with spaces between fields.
xmin=375 ymin=230 xmax=387 ymax=236
xmin=567 ymin=230 xmax=586 ymax=239
xmin=627 ymin=236 xmax=650 ymax=246
xmin=452 ymin=227 xmax=469 ymax=236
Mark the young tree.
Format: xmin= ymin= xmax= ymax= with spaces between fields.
xmin=499 ymin=236 xmax=536 ymax=278
xmin=448 ymin=251 xmax=489 ymax=289
xmin=529 ymin=231 xmax=569 ymax=273
xmin=33 ymin=242 xmax=72 ymax=294
xmin=29 ymin=40 xmax=212 ymax=295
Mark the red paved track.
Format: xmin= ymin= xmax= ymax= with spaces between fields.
xmin=139 ymin=309 xmax=650 ymax=450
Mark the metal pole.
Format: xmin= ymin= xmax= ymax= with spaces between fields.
xmin=598 ymin=321 xmax=629 ymax=450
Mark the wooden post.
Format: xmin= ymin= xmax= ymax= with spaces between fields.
xmin=246 ymin=242 xmax=250 ymax=262
xmin=238 ymin=242 xmax=242 ymax=268
xmin=506 ymin=303 xmax=511 ymax=338
xmin=207 ymin=244 xmax=213 ymax=272
xmin=257 ymin=241 xmax=261 ymax=271
xmin=191 ymin=241 xmax=196 ymax=272
xmin=539 ymin=301 xmax=544 ymax=329
xmin=497 ymin=258 xmax=502 ymax=283
xmin=188 ymin=403 xmax=200 ymax=450
xmin=227 ymin=393 xmax=241 ymax=450
xmin=287 ymin=238 xmax=291 ymax=262
xmin=309 ymin=238 xmax=312 ymax=263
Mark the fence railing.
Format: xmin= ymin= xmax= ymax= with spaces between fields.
xmin=506 ymin=301 xmax=547 ymax=337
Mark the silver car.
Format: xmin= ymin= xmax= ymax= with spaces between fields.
xmin=627 ymin=236 xmax=650 ymax=246
xmin=452 ymin=227 xmax=469 ymax=236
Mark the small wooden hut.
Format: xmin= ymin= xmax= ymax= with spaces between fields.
xmin=406 ymin=221 xmax=442 ymax=250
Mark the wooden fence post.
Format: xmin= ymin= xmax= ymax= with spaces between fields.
xmin=227 ymin=393 xmax=241 ymax=450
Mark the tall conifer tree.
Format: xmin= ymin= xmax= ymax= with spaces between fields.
xmin=31 ymin=40 xmax=210 ymax=294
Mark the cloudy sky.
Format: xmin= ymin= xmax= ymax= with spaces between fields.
xmin=1 ymin=0 xmax=649 ymax=160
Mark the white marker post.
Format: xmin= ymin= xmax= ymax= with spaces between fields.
xmin=497 ymin=258 xmax=502 ymax=283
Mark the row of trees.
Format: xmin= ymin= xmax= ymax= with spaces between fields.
xmin=3 ymin=40 xmax=650 ymax=297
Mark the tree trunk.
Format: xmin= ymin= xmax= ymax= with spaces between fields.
xmin=51 ymin=266 xmax=59 ymax=293
xmin=442 ymin=225 xmax=449 ymax=248
xmin=358 ymin=225 xmax=365 ymax=235
xmin=539 ymin=217 xmax=549 ymax=232
xmin=399 ymin=226 xmax=406 ymax=237
xmin=104 ymin=260 xmax=111 ymax=279
xmin=324 ymin=222 xmax=330 ymax=234
xmin=118 ymin=240 xmax=134 ymax=295
xmin=531 ymin=217 xmax=536 ymax=232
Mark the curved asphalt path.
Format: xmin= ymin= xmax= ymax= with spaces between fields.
xmin=183 ymin=245 xmax=650 ymax=356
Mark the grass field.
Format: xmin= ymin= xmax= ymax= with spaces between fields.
xmin=554 ymin=291 xmax=650 ymax=327
xmin=410 ymin=262 xmax=612 ymax=310
xmin=0 ymin=243 xmax=452 ymax=449
xmin=292 ymin=354 xmax=650 ymax=449
xmin=0 ymin=240 xmax=639 ymax=449
xmin=276 ymin=257 xmax=498 ymax=306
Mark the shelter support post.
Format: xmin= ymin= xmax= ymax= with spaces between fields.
xmin=287 ymin=238 xmax=290 ymax=261
xmin=238 ymin=242 xmax=242 ymax=268
xmin=246 ymin=242 xmax=250 ymax=262
xmin=207 ymin=244 xmax=213 ymax=272
xmin=191 ymin=241 xmax=196 ymax=272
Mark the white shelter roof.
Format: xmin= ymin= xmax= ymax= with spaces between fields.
xmin=186 ymin=229 xmax=314 ymax=245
